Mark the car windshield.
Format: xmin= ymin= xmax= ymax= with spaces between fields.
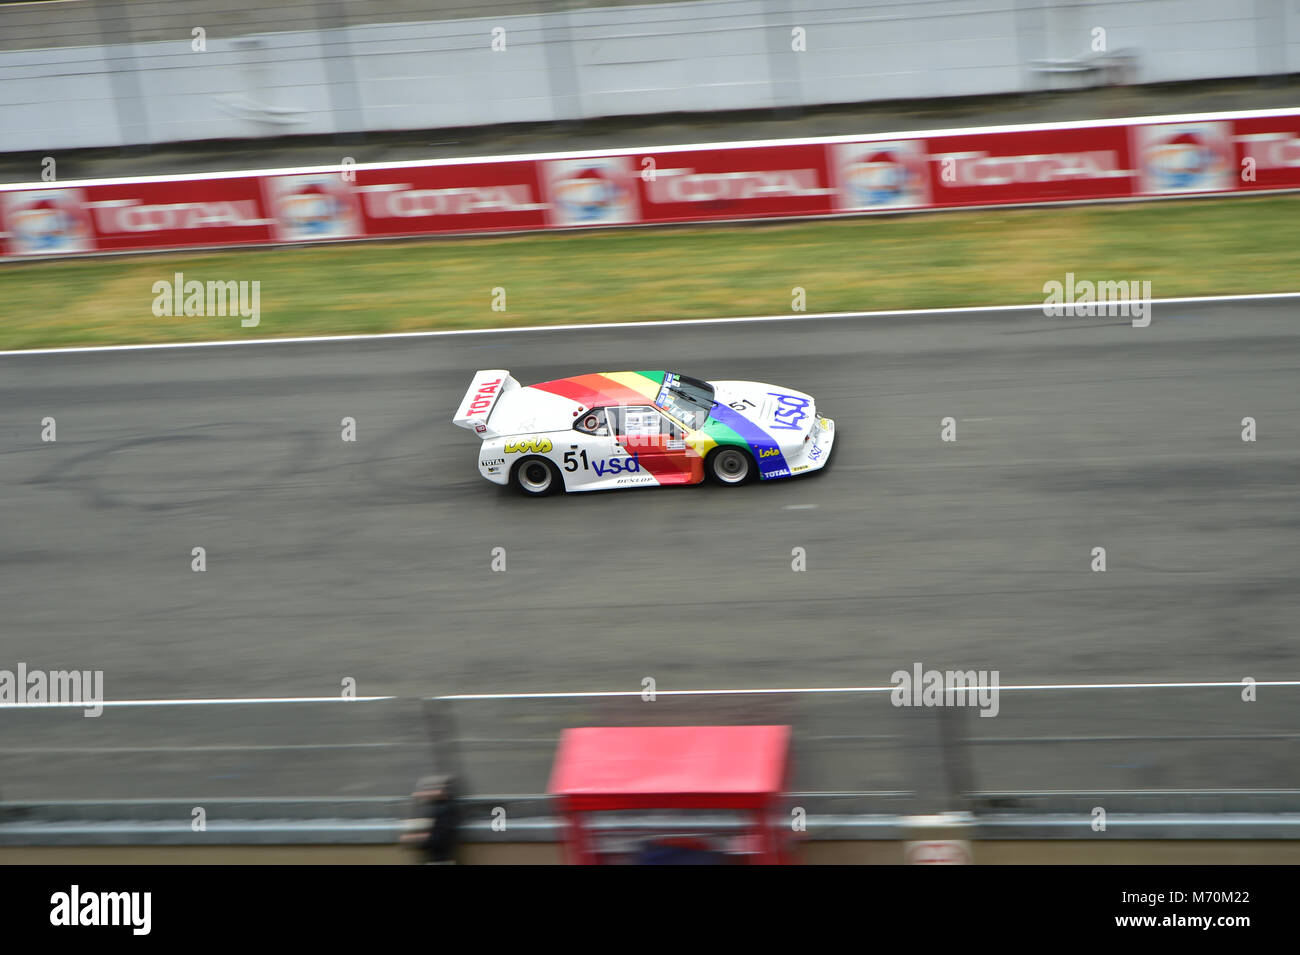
xmin=653 ymin=373 xmax=715 ymax=430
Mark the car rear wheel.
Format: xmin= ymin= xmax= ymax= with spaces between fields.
xmin=707 ymin=447 xmax=754 ymax=486
xmin=513 ymin=456 xmax=560 ymax=496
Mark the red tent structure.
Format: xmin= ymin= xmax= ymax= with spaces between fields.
xmin=548 ymin=725 xmax=793 ymax=864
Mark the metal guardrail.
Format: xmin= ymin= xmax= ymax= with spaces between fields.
xmin=1 ymin=683 xmax=1298 ymax=844
xmin=7 ymin=800 xmax=1300 ymax=845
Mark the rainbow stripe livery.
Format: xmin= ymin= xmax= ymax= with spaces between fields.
xmin=452 ymin=369 xmax=836 ymax=495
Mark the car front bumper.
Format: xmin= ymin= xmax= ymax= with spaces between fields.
xmin=785 ymin=413 xmax=835 ymax=477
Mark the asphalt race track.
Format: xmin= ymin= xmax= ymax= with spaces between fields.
xmin=2 ymin=300 xmax=1298 ymax=803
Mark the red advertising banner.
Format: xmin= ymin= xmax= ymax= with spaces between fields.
xmin=631 ymin=144 xmax=834 ymax=224
xmin=2 ymin=176 xmax=271 ymax=256
xmin=349 ymin=159 xmax=546 ymax=238
xmin=922 ymin=125 xmax=1134 ymax=207
xmin=84 ymin=176 xmax=271 ymax=253
xmin=3 ymin=109 xmax=1299 ymax=259
xmin=1226 ymin=115 xmax=1300 ymax=192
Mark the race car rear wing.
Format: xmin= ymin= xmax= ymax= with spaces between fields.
xmin=452 ymin=369 xmax=519 ymax=437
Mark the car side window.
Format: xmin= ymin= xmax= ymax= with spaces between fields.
xmin=662 ymin=416 xmax=686 ymax=446
xmin=574 ymin=407 xmax=610 ymax=436
xmin=610 ymin=405 xmax=660 ymax=439
xmin=609 ymin=405 xmax=687 ymax=448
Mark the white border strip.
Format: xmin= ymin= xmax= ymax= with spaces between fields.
xmin=2 ymin=105 xmax=1298 ymax=191
xmin=0 ymin=681 xmax=1293 ymax=708
xmin=3 ymin=291 xmax=1299 ymax=358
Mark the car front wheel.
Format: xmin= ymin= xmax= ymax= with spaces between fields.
xmin=706 ymin=447 xmax=754 ymax=486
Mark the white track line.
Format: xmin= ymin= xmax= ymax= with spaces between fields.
xmin=1 ymin=681 xmax=1294 ymax=708
xmin=438 ymin=680 xmax=1300 ymax=701
xmin=0 ymin=696 xmax=394 ymax=709
xmin=3 ymin=291 xmax=1299 ymax=358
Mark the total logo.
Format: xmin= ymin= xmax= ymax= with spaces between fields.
xmin=1236 ymin=131 xmax=1300 ymax=172
xmin=86 ymin=198 xmax=268 ymax=234
xmin=1136 ymin=122 xmax=1233 ymax=195
xmin=263 ymin=174 xmax=362 ymax=241
xmin=543 ymin=157 xmax=638 ymax=226
xmin=466 ymin=378 xmax=502 ymax=416
xmin=935 ymin=150 xmax=1124 ymax=187
xmin=505 ymin=437 xmax=553 ymax=453
xmin=356 ymin=182 xmax=544 ymax=219
xmin=833 ymin=140 xmax=930 ymax=211
xmin=3 ymin=189 xmax=92 ymax=255
xmin=644 ymin=167 xmax=831 ymax=204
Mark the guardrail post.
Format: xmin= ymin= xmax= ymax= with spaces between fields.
xmin=903 ymin=704 xmax=975 ymax=816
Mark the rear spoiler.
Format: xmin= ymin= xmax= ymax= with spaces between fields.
xmin=452 ymin=369 xmax=518 ymax=437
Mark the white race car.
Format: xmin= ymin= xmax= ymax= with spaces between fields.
xmin=452 ymin=369 xmax=836 ymax=495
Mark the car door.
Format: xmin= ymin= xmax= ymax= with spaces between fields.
xmin=609 ymin=404 xmax=702 ymax=486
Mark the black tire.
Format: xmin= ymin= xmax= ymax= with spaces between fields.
xmin=512 ymin=456 xmax=561 ymax=496
xmin=706 ymin=446 xmax=755 ymax=486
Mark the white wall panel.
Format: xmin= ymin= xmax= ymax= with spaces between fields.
xmin=0 ymin=0 xmax=1291 ymax=153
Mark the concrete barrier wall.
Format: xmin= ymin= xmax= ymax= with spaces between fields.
xmin=3 ymin=0 xmax=1299 ymax=153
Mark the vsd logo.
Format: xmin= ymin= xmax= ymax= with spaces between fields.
xmin=591 ymin=454 xmax=640 ymax=477
xmin=768 ymin=392 xmax=811 ymax=431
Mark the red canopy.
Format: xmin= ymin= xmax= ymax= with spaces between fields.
xmin=548 ymin=725 xmax=790 ymax=812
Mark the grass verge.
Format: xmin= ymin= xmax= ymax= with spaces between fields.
xmin=1 ymin=194 xmax=1297 ymax=351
